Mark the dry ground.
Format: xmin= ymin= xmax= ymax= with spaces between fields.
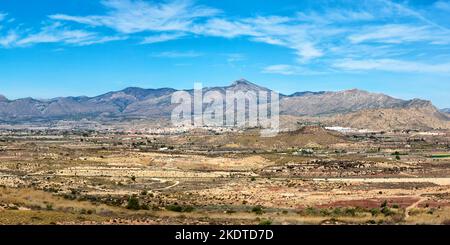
xmin=0 ymin=127 xmax=449 ymax=224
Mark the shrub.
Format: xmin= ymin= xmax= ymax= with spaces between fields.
xmin=126 ymin=196 xmax=140 ymax=210
xmin=304 ymin=207 xmax=319 ymax=216
xmin=320 ymin=209 xmax=331 ymax=216
xmin=370 ymin=208 xmax=380 ymax=216
xmin=46 ymin=204 xmax=53 ymax=211
xmin=259 ymin=219 xmax=272 ymax=225
xmin=332 ymin=207 xmax=343 ymax=216
xmin=251 ymin=206 xmax=264 ymax=215
xmin=166 ymin=204 xmax=194 ymax=212
xmin=344 ymin=208 xmax=357 ymax=216
xmin=381 ymin=206 xmax=394 ymax=216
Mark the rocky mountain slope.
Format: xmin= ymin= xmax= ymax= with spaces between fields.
xmin=0 ymin=79 xmax=448 ymax=130
xmin=326 ymin=103 xmax=450 ymax=131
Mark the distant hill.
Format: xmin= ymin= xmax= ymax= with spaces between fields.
xmin=441 ymin=108 xmax=450 ymax=114
xmin=0 ymin=79 xmax=448 ymax=130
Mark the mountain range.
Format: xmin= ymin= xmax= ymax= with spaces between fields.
xmin=0 ymin=79 xmax=448 ymax=130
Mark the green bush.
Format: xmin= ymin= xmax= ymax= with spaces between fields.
xmin=259 ymin=219 xmax=272 ymax=225
xmin=344 ymin=208 xmax=357 ymax=216
xmin=370 ymin=208 xmax=380 ymax=216
xmin=332 ymin=207 xmax=343 ymax=216
xmin=166 ymin=204 xmax=194 ymax=212
xmin=251 ymin=205 xmax=263 ymax=215
xmin=304 ymin=207 xmax=319 ymax=216
xmin=381 ymin=206 xmax=395 ymax=216
xmin=46 ymin=204 xmax=53 ymax=211
xmin=319 ymin=209 xmax=331 ymax=216
xmin=126 ymin=196 xmax=140 ymax=210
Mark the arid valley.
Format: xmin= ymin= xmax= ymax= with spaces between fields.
xmin=1 ymin=118 xmax=449 ymax=225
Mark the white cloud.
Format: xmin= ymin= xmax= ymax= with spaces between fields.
xmin=0 ymin=31 xmax=19 ymax=48
xmin=192 ymin=16 xmax=324 ymax=62
xmin=11 ymin=23 xmax=126 ymax=47
xmin=333 ymin=59 xmax=450 ymax=74
xmin=349 ymin=24 xmax=450 ymax=44
xmin=50 ymin=0 xmax=220 ymax=34
xmin=379 ymin=0 xmax=448 ymax=31
xmin=2 ymin=0 xmax=450 ymax=77
xmin=51 ymin=3 xmax=324 ymax=62
xmin=193 ymin=18 xmax=259 ymax=38
xmin=262 ymin=64 xmax=298 ymax=75
xmin=141 ymin=32 xmax=185 ymax=44
xmin=297 ymin=10 xmax=374 ymax=24
xmin=150 ymin=50 xmax=202 ymax=58
xmin=262 ymin=64 xmax=325 ymax=75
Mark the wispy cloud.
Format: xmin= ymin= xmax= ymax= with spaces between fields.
xmin=49 ymin=0 xmax=220 ymax=34
xmin=333 ymin=59 xmax=450 ymax=74
xmin=297 ymin=9 xmax=375 ymax=24
xmin=17 ymin=23 xmax=126 ymax=47
xmin=0 ymin=21 xmax=127 ymax=47
xmin=0 ymin=31 xmax=19 ymax=48
xmin=262 ymin=64 xmax=326 ymax=75
xmin=192 ymin=16 xmax=324 ymax=62
xmin=141 ymin=32 xmax=185 ymax=44
xmin=2 ymin=0 xmax=450 ymax=76
xmin=262 ymin=64 xmax=299 ymax=75
xmin=348 ymin=24 xmax=450 ymax=45
xmin=150 ymin=50 xmax=202 ymax=58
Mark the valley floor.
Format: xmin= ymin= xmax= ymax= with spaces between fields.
xmin=0 ymin=127 xmax=449 ymax=225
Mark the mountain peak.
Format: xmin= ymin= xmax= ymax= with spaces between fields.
xmin=342 ymin=88 xmax=369 ymax=94
xmin=229 ymin=79 xmax=270 ymax=91
xmin=231 ymin=79 xmax=254 ymax=86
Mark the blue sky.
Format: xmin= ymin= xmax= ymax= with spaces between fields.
xmin=0 ymin=0 xmax=449 ymax=108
